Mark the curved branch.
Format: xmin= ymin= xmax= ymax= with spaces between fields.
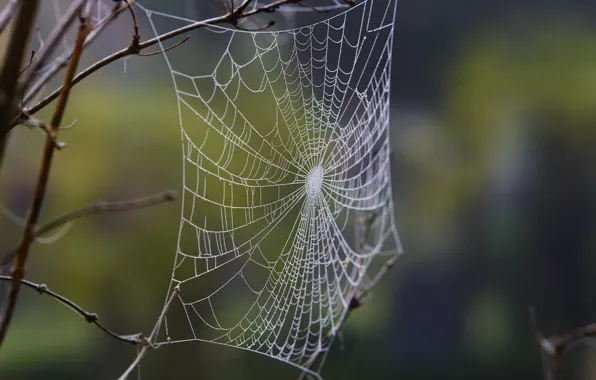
xmin=0 ymin=276 xmax=145 ymax=345
xmin=25 ymin=0 xmax=316 ymax=117
xmin=0 ymin=4 xmax=92 ymax=348
xmin=0 ymin=190 xmax=178 ymax=267
xmin=21 ymin=0 xmax=134 ymax=108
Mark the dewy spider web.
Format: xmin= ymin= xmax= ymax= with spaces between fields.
xmin=136 ymin=0 xmax=403 ymax=377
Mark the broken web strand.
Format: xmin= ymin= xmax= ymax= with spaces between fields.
xmin=136 ymin=0 xmax=402 ymax=378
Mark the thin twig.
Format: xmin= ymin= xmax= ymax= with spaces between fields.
xmin=25 ymin=0 xmax=317 ymax=117
xmin=0 ymin=0 xmax=40 ymax=171
xmin=19 ymin=0 xmax=87 ymax=95
xmin=0 ymin=0 xmax=19 ymax=35
xmin=21 ymin=0 xmax=132 ymax=107
xmin=18 ymin=50 xmax=36 ymax=77
xmin=0 ymin=190 xmax=178 ymax=267
xmin=92 ymin=0 xmax=137 ymax=32
xmin=117 ymin=286 xmax=180 ymax=380
xmin=0 ymin=276 xmax=145 ymax=345
xmin=137 ymin=36 xmax=191 ymax=57
xmin=0 ymin=2 xmax=93 ymax=348
xmin=530 ymin=308 xmax=596 ymax=380
xmin=18 ymin=111 xmax=67 ymax=150
xmin=124 ymin=0 xmax=140 ymax=45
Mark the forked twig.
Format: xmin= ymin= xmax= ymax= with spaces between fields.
xmin=25 ymin=0 xmax=324 ymax=117
xmin=18 ymin=111 xmax=67 ymax=150
xmin=0 ymin=276 xmax=145 ymax=345
xmin=21 ymin=0 xmax=132 ymax=108
xmin=0 ymin=190 xmax=178 ymax=267
xmin=0 ymin=0 xmax=351 ymax=368
xmin=18 ymin=0 xmax=88 ymax=95
xmin=0 ymin=2 xmax=93 ymax=347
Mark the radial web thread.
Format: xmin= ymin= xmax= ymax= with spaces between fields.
xmin=137 ymin=0 xmax=403 ymax=377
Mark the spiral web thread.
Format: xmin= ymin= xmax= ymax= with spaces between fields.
xmin=137 ymin=0 xmax=402 ymax=377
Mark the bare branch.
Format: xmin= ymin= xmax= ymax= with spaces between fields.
xmin=355 ymin=254 xmax=399 ymax=304
xmin=0 ymin=2 xmax=93 ymax=348
xmin=19 ymin=0 xmax=87 ymax=95
xmin=21 ymin=0 xmax=133 ymax=107
xmin=530 ymin=308 xmax=596 ymax=380
xmin=18 ymin=110 xmax=67 ymax=150
xmin=124 ymin=0 xmax=140 ymax=45
xmin=0 ymin=276 xmax=145 ymax=345
xmin=0 ymin=190 xmax=178 ymax=267
xmin=137 ymin=36 xmax=191 ymax=57
xmin=0 ymin=0 xmax=40 ymax=171
xmin=25 ymin=0 xmax=316 ymax=117
xmin=0 ymin=0 xmax=19 ymax=35
xmin=117 ymin=286 xmax=180 ymax=380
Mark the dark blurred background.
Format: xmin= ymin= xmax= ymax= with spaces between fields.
xmin=2 ymin=0 xmax=596 ymax=379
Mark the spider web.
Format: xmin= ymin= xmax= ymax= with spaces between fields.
xmin=1 ymin=1 xmax=399 ymax=376
xmin=145 ymin=0 xmax=402 ymax=377
xmin=134 ymin=0 xmax=403 ymax=376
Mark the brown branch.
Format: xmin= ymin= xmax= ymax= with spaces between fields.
xmin=0 ymin=276 xmax=145 ymax=345
xmin=21 ymin=1 xmax=131 ymax=109
xmin=0 ymin=190 xmax=178 ymax=267
xmin=117 ymin=285 xmax=180 ymax=380
xmin=137 ymin=36 xmax=191 ymax=57
xmin=0 ymin=0 xmax=40 ymax=171
xmin=25 ymin=0 xmax=316 ymax=117
xmin=17 ymin=110 xmax=67 ymax=150
xmin=0 ymin=0 xmax=19 ymax=35
xmin=530 ymin=308 xmax=596 ymax=380
xmin=18 ymin=0 xmax=87 ymax=96
xmin=0 ymin=2 xmax=93 ymax=348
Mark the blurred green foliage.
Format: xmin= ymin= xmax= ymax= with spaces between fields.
xmin=2 ymin=5 xmax=596 ymax=380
